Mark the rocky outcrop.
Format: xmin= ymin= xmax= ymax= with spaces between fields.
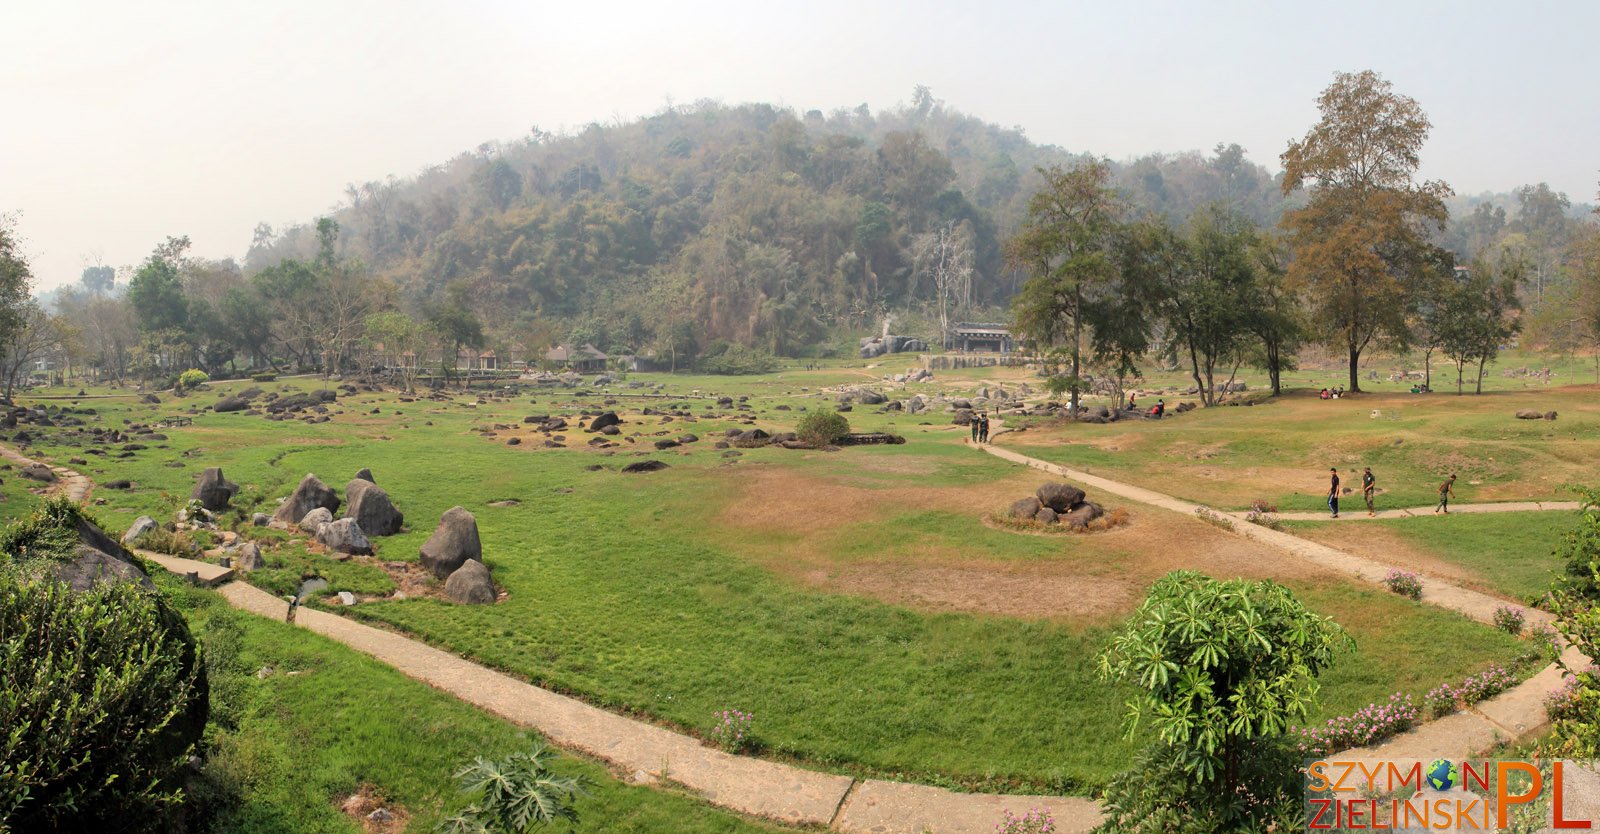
xmin=444 ymin=559 xmax=496 ymax=604
xmin=273 ymin=474 xmax=341 ymax=526
xmin=419 ymin=507 xmax=482 ymax=579
xmin=1036 ymin=483 xmax=1087 ymax=513
xmin=345 ymin=479 xmax=403 ymax=536
xmin=316 ymin=518 xmax=373 ymax=556
xmin=190 ymin=467 xmax=239 ymax=512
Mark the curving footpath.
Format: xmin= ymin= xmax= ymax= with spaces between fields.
xmin=0 ymin=442 xmax=92 ymax=502
xmin=976 ymin=428 xmax=1585 ymax=767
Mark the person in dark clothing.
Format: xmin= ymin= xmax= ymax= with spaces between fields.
xmin=970 ymin=415 xmax=980 ymax=443
xmin=1435 ymin=474 xmax=1457 ymax=514
xmin=1153 ymin=399 xmax=1165 ymax=418
xmin=978 ymin=413 xmax=990 ymax=443
xmin=1362 ymin=467 xmax=1377 ymax=517
xmin=1328 ymin=467 xmax=1341 ymax=518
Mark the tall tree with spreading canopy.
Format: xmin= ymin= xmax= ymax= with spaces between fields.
xmin=1006 ymin=161 xmax=1124 ymax=413
xmin=1280 ymin=70 xmax=1452 ymax=392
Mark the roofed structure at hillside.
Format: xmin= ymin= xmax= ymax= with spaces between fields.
xmin=947 ymin=323 xmax=1013 ymax=354
xmin=545 ymin=343 xmax=609 ymax=371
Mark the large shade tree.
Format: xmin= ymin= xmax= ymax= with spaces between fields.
xmin=1280 ymin=70 xmax=1452 ymax=392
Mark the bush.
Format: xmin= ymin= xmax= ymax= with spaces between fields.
xmin=1425 ymin=684 xmax=1457 ymax=718
xmin=436 ymin=744 xmax=587 ymax=834
xmin=0 ymin=571 xmax=208 ymax=831
xmin=795 ymin=409 xmax=849 ymax=446
xmin=1097 ymin=572 xmax=1351 ymax=832
xmin=709 ymin=708 xmax=755 ymax=753
xmin=997 ymin=807 xmax=1056 ymax=834
xmin=1296 ymin=692 xmax=1420 ymax=756
xmin=177 ymin=368 xmax=210 ymax=391
xmin=1494 ymin=605 xmax=1526 ymax=635
xmin=1458 ymin=663 xmax=1518 ymax=705
xmin=250 ymin=372 xmax=277 ymax=383
xmin=1383 ymin=569 xmax=1423 ymax=600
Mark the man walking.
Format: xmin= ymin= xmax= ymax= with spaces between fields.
xmin=978 ymin=412 xmax=990 ymax=444
xmin=1362 ymin=467 xmax=1377 ymax=517
xmin=1435 ymin=474 xmax=1457 ymax=514
xmin=1328 ymin=467 xmax=1341 ymax=519
xmin=970 ymin=414 xmax=980 ymax=444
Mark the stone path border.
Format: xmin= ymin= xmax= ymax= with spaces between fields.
xmin=1258 ymin=501 xmax=1581 ymax=522
xmin=974 ymin=429 xmax=1587 ymax=763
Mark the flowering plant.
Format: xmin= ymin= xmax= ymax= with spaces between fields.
xmin=709 ymin=708 xmax=754 ymax=753
xmin=1424 ymin=684 xmax=1457 ymax=718
xmin=1296 ymin=692 xmax=1419 ymax=756
xmin=997 ymin=807 xmax=1056 ymax=834
xmin=1493 ymin=606 xmax=1525 ymax=635
xmin=1383 ymin=569 xmax=1422 ymax=600
xmin=1457 ymin=664 xmax=1518 ymax=705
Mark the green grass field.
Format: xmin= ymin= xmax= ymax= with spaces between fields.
xmin=166 ymin=574 xmax=784 ymax=833
xmin=4 ymin=360 xmax=1557 ymax=795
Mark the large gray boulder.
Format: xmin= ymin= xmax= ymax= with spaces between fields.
xmin=1009 ymin=497 xmax=1043 ymax=520
xmin=345 ymin=479 xmax=403 ymax=536
xmin=316 ymin=518 xmax=373 ymax=556
xmin=190 ymin=467 xmax=239 ymax=512
xmin=589 ymin=411 xmax=622 ymax=432
xmin=298 ymin=507 xmax=333 ymax=533
xmin=20 ymin=463 xmax=55 ymax=483
xmin=419 ymin=507 xmax=482 ymax=579
xmin=273 ymin=474 xmax=340 ymax=526
xmin=354 ymin=467 xmax=375 ymax=483
xmin=1036 ymin=482 xmax=1087 ymax=513
xmin=56 ymin=544 xmax=154 ymax=591
xmin=444 ymin=559 xmax=496 ymax=604
xmin=1034 ymin=507 xmax=1058 ymax=525
xmin=1061 ymin=502 xmax=1104 ymax=529
xmin=234 ymin=542 xmax=265 ymax=571
xmin=122 ymin=515 xmax=159 ymax=545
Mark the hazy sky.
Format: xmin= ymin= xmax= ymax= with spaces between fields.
xmin=3 ymin=0 xmax=1596 ymax=290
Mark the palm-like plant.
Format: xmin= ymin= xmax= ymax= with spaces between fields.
xmin=436 ymin=743 xmax=588 ymax=834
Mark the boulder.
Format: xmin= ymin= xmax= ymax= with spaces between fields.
xmin=345 ymin=479 xmax=403 ymax=536
xmin=1061 ymin=501 xmax=1104 ymax=528
xmin=122 ymin=515 xmax=159 ymax=545
xmin=213 ymin=397 xmax=248 ymax=413
xmin=622 ymin=460 xmax=670 ymax=473
xmin=1546 ymin=411 xmax=1559 ymax=421
xmin=1034 ymin=507 xmax=1059 ymax=525
xmin=20 ymin=463 xmax=55 ymax=483
xmin=337 ymin=591 xmax=357 ymax=606
xmin=419 ymin=507 xmax=482 ymax=579
xmin=732 ymin=429 xmax=770 ymax=448
xmin=273 ymin=473 xmax=340 ymax=525
xmin=1009 ymin=496 xmax=1043 ymax=520
xmin=444 ymin=559 xmax=496 ymax=604
xmin=1515 ymin=410 xmax=1542 ymax=420
xmin=57 ymin=544 xmax=154 ymax=591
xmin=251 ymin=512 xmax=270 ymax=527
xmin=189 ymin=467 xmax=238 ymax=511
xmin=234 ymin=542 xmax=265 ymax=571
xmin=354 ymin=467 xmax=375 ymax=483
xmin=589 ymin=411 xmax=622 ymax=432
xmin=298 ymin=507 xmax=333 ymax=533
xmin=317 ymin=518 xmax=372 ymax=556
xmin=952 ymin=408 xmax=975 ymax=426
xmin=653 ymin=439 xmax=680 ymax=450
xmin=1036 ymin=482 xmax=1087 ymax=512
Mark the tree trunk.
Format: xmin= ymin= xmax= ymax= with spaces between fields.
xmin=1423 ymin=347 xmax=1433 ymax=391
xmin=1475 ymin=355 xmax=1487 ymax=394
xmin=1069 ymin=290 xmax=1082 ymax=414
xmin=1348 ymin=345 xmax=1362 ymax=393
xmin=1187 ymin=342 xmax=1206 ymax=407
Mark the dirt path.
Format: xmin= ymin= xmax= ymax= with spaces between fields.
xmin=1260 ymin=500 xmax=1582 ymax=522
xmin=0 ymin=443 xmax=92 ymax=502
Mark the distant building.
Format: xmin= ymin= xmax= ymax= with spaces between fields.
xmin=545 ymin=343 xmax=609 ymax=372
xmin=947 ymin=322 xmax=1014 ymax=354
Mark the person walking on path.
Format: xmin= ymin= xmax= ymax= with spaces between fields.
xmin=1362 ymin=467 xmax=1377 ymax=517
xmin=978 ymin=413 xmax=990 ymax=444
xmin=1328 ymin=468 xmax=1341 ymax=519
xmin=970 ymin=414 xmax=980 ymax=443
xmin=1435 ymin=474 xmax=1457 ymax=514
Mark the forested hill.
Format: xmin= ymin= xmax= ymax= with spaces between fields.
xmin=244 ymin=91 xmax=1291 ymax=356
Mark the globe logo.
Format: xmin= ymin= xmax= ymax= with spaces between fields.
xmin=1425 ymin=758 xmax=1459 ymax=791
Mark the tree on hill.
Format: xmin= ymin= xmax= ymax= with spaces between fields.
xmin=1280 ymin=70 xmax=1452 ymax=393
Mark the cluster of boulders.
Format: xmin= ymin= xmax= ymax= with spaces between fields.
xmin=858 ymin=333 xmax=929 ymax=359
xmin=1008 ymin=482 xmax=1106 ymax=529
xmin=1515 ymin=410 xmax=1558 ymax=420
xmin=890 ymin=367 xmax=934 ymax=384
xmin=121 ymin=466 xmax=266 ymax=571
xmin=420 ymin=506 xmax=495 ymax=604
xmin=213 ymin=386 xmax=345 ymax=423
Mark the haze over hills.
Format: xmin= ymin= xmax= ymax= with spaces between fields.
xmin=240 ymin=92 xmax=1294 ymax=355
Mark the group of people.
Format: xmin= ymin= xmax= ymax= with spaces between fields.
xmin=1318 ymin=387 xmax=1347 ymax=400
xmin=1126 ymin=395 xmax=1165 ymax=418
xmin=969 ymin=412 xmax=991 ymax=443
xmin=1327 ymin=468 xmax=1457 ymax=518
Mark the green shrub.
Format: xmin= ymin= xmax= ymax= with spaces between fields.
xmin=696 ymin=343 xmax=779 ymax=375
xmin=177 ymin=369 xmax=210 ymax=391
xmin=796 ymin=409 xmax=850 ymax=446
xmin=0 ymin=571 xmax=208 ymax=831
xmin=1096 ymin=571 xmax=1353 ymax=832
xmin=437 ymin=744 xmax=587 ymax=834
xmin=250 ymin=372 xmax=277 ymax=383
